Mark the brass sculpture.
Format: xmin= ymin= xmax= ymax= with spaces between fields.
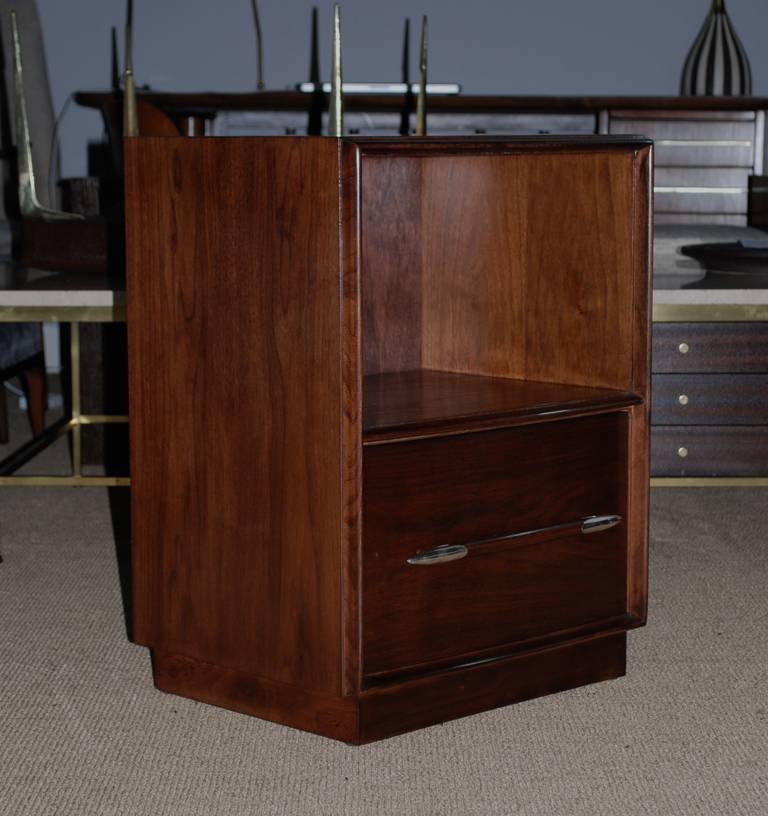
xmin=328 ymin=4 xmax=343 ymax=137
xmin=111 ymin=26 xmax=120 ymax=93
xmin=251 ymin=0 xmax=265 ymax=91
xmin=415 ymin=15 xmax=427 ymax=136
xmin=10 ymin=11 xmax=82 ymax=221
xmin=400 ymin=18 xmax=412 ymax=136
xmin=123 ymin=0 xmax=139 ymax=137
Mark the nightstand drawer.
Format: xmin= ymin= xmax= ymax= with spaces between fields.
xmin=362 ymin=414 xmax=629 ymax=679
xmin=653 ymin=323 xmax=768 ymax=373
xmin=651 ymin=426 xmax=768 ymax=476
xmin=652 ymin=374 xmax=768 ymax=425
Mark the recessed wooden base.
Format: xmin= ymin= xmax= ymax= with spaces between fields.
xmin=152 ymin=632 xmax=627 ymax=744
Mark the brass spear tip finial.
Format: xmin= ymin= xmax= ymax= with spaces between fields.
xmin=402 ymin=18 xmax=411 ymax=85
xmin=123 ymin=0 xmax=139 ymax=137
xmin=309 ymin=6 xmax=320 ymax=84
xmin=328 ymin=3 xmax=344 ymax=137
xmin=415 ymin=15 xmax=428 ymax=136
xmin=111 ymin=26 xmax=120 ymax=93
xmin=251 ymin=0 xmax=265 ymax=91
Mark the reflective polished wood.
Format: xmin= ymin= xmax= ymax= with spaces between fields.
xmin=126 ymin=135 xmax=651 ymax=743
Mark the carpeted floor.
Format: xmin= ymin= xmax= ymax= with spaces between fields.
xmin=0 ymin=404 xmax=766 ymax=815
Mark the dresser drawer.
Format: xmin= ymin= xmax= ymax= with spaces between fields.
xmin=609 ymin=115 xmax=755 ymax=167
xmin=652 ymin=374 xmax=768 ymax=425
xmin=651 ymin=426 xmax=768 ymax=476
xmin=362 ymin=414 xmax=629 ymax=679
xmin=653 ymin=323 xmax=768 ymax=373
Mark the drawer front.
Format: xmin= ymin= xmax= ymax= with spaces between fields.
xmin=653 ymin=167 xmax=750 ymax=217
xmin=609 ymin=116 xmax=755 ymax=167
xmin=652 ymin=374 xmax=768 ymax=425
xmin=653 ymin=323 xmax=768 ymax=373
xmin=362 ymin=414 xmax=629 ymax=679
xmin=651 ymin=426 xmax=768 ymax=476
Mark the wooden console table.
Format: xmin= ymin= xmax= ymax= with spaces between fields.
xmin=125 ymin=134 xmax=651 ymax=742
xmin=0 ymin=263 xmax=128 ymax=486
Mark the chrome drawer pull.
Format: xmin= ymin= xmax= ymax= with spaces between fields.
xmin=581 ymin=514 xmax=623 ymax=535
xmin=406 ymin=544 xmax=468 ymax=566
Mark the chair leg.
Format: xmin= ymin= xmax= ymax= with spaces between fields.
xmin=20 ymin=362 xmax=47 ymax=437
xmin=0 ymin=384 xmax=8 ymax=444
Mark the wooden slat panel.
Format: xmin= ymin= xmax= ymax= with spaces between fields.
xmin=125 ymin=137 xmax=344 ymax=693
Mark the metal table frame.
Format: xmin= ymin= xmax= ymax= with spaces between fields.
xmin=0 ymin=301 xmax=129 ymax=486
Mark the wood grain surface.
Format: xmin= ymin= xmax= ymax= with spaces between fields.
xmin=358 ymin=633 xmax=627 ymax=743
xmin=126 ymin=137 xmax=344 ymax=693
xmin=359 ymin=143 xmax=646 ymax=391
xmin=363 ymin=369 xmax=640 ymax=441
xmin=126 ymin=135 xmax=651 ymax=741
xmin=363 ymin=413 xmax=629 ymax=677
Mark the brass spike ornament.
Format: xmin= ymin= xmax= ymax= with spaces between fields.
xmin=111 ymin=26 xmax=120 ymax=93
xmin=415 ymin=15 xmax=427 ymax=136
xmin=11 ymin=11 xmax=83 ymax=221
xmin=328 ymin=4 xmax=343 ymax=137
xmin=399 ymin=17 xmax=412 ymax=136
xmin=123 ymin=0 xmax=139 ymax=137
xmin=309 ymin=6 xmax=320 ymax=85
xmin=251 ymin=0 xmax=265 ymax=91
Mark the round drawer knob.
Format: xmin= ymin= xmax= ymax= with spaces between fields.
xmin=678 ymin=446 xmax=689 ymax=458
xmin=678 ymin=342 xmax=690 ymax=354
xmin=678 ymin=394 xmax=689 ymax=406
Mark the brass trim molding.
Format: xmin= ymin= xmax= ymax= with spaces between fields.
xmin=0 ymin=476 xmax=130 ymax=487
xmin=0 ymin=305 xmax=126 ymax=323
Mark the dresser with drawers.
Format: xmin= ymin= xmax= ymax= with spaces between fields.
xmin=652 ymin=286 xmax=768 ymax=482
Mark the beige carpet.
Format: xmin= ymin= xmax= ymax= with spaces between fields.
xmin=0 ymin=405 xmax=767 ymax=814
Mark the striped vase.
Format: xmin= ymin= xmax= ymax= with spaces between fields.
xmin=680 ymin=0 xmax=752 ymax=96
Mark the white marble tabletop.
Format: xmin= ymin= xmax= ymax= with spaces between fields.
xmin=0 ymin=261 xmax=124 ymax=315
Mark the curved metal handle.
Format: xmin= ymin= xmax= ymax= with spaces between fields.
xmin=581 ymin=514 xmax=623 ymax=534
xmin=406 ymin=544 xmax=468 ymax=566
